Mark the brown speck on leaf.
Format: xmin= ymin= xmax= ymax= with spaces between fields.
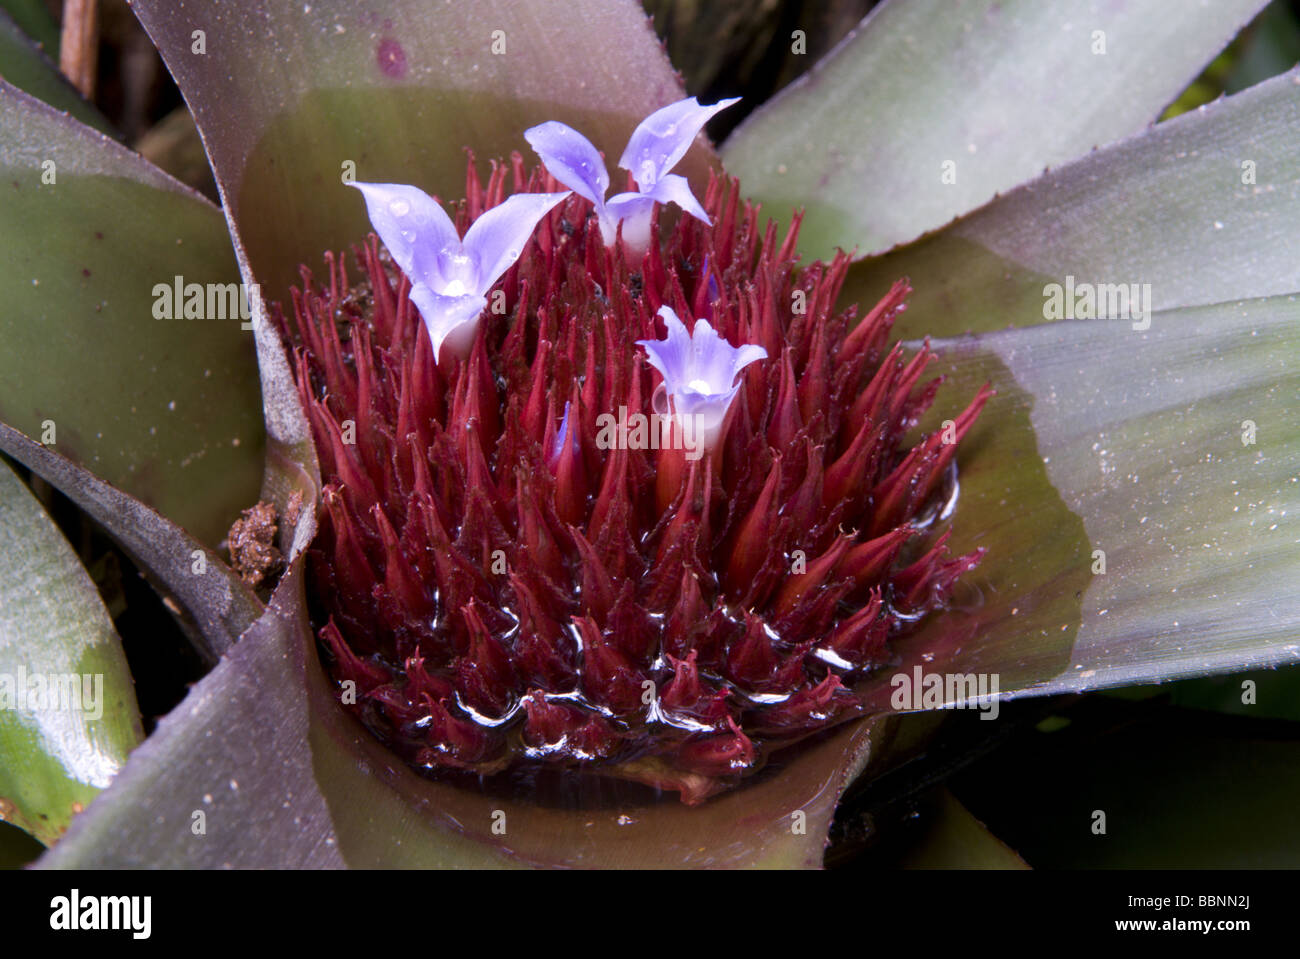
xmin=227 ymin=501 xmax=282 ymax=589
xmin=0 ymin=796 xmax=15 ymax=822
xmin=283 ymin=489 xmax=304 ymax=536
xmin=70 ymin=801 xmax=85 ymax=815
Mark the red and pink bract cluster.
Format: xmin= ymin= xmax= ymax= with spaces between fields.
xmin=274 ymin=154 xmax=990 ymax=803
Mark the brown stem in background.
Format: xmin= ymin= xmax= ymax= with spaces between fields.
xmin=59 ymin=0 xmax=99 ymax=99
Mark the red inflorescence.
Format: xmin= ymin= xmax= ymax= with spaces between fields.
xmin=274 ymin=154 xmax=991 ymax=803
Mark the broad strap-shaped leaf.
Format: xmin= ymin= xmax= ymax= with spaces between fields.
xmin=722 ymin=0 xmax=1270 ymax=261
xmin=39 ymin=559 xmax=908 ymax=868
xmin=129 ymin=0 xmax=702 ymax=299
xmin=0 ymin=423 xmax=263 ymax=663
xmin=844 ymin=66 xmax=1300 ymax=341
xmin=0 ymin=80 xmax=264 ymax=548
xmin=35 ymin=562 xmax=340 ymax=869
xmin=0 ymin=8 xmax=111 ymax=132
xmin=891 ymin=296 xmax=1298 ymax=698
xmin=0 ymin=458 xmax=142 ymax=846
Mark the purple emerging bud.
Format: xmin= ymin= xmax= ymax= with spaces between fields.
xmin=524 ymin=96 xmax=738 ymax=250
xmin=637 ymin=305 xmax=768 ymax=454
xmin=348 ymin=180 xmax=568 ymax=362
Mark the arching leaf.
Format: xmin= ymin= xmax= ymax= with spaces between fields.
xmin=0 ymin=458 xmax=142 ymax=846
xmin=0 ymin=424 xmax=264 ymax=663
xmin=723 ymin=0 xmax=1270 ymax=261
xmin=842 ymin=67 xmax=1300 ymax=341
xmin=886 ymin=296 xmax=1299 ymax=698
xmin=0 ymin=80 xmax=264 ymax=547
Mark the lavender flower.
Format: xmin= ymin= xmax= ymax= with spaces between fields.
xmin=525 ymin=96 xmax=739 ymax=251
xmin=637 ymin=305 xmax=768 ymax=454
xmin=347 ymin=181 xmax=569 ymax=362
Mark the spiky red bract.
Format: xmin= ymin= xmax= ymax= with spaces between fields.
xmin=275 ymin=153 xmax=991 ymax=803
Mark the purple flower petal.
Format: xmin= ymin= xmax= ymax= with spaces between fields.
xmin=524 ymin=121 xmax=609 ymax=209
xmin=637 ymin=306 xmax=767 ymax=453
xmin=347 ymin=181 xmax=459 ymax=280
xmin=643 ymin=172 xmax=711 ymax=225
xmin=550 ymin=400 xmax=576 ymax=466
xmin=618 ymin=96 xmax=739 ymax=189
xmin=637 ymin=305 xmax=695 ymax=392
xmin=602 ymin=191 xmax=658 ymax=249
xmin=421 ymin=246 xmax=481 ymax=299
xmin=461 ymin=191 xmax=570 ymax=294
xmin=409 ymin=283 xmax=487 ymax=363
xmin=351 ymin=181 xmax=567 ymax=365
xmin=639 ymin=306 xmax=767 ymax=395
xmin=688 ymin=318 xmax=768 ymax=389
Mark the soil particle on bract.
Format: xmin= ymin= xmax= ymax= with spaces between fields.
xmin=226 ymin=501 xmax=282 ymax=589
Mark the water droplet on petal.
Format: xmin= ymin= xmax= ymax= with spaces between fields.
xmin=389 ymin=198 xmax=411 ymax=216
xmin=650 ymin=382 xmax=670 ymax=417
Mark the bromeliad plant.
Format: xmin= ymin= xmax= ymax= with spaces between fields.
xmin=284 ymin=104 xmax=991 ymax=801
xmin=0 ymin=0 xmax=1297 ymax=868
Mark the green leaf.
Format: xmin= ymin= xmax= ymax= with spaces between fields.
xmin=130 ymin=0 xmax=702 ymax=298
xmin=842 ymin=66 xmax=1300 ymax=342
xmin=39 ymin=560 xmax=902 ymax=868
xmin=722 ymin=0 xmax=1269 ymax=261
xmin=0 ymin=423 xmax=264 ymax=663
xmin=0 ymin=458 xmax=143 ymax=846
xmin=896 ymin=789 xmax=1028 ymax=869
xmin=0 ymin=9 xmax=112 ymax=133
xmin=0 ymin=0 xmax=58 ymax=54
xmin=0 ymin=80 xmax=265 ymax=548
xmin=911 ymin=295 xmax=1299 ymax=695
